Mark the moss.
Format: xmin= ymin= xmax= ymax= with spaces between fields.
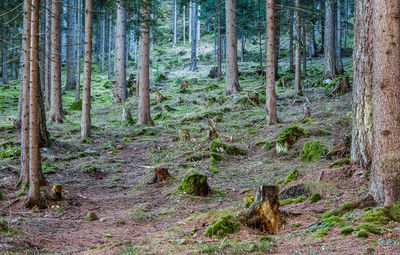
xmin=363 ymin=209 xmax=390 ymax=225
xmin=204 ymin=215 xmax=240 ymax=238
xmin=340 ymin=226 xmax=354 ymax=235
xmin=186 ymin=152 xmax=208 ymax=162
xmin=275 ymin=125 xmax=307 ymax=154
xmin=0 ymin=146 xmax=21 ymax=159
xmin=263 ymin=141 xmax=273 ymax=151
xmin=359 ymin=223 xmax=382 ymax=235
xmin=310 ymin=227 xmax=330 ymax=238
xmin=210 ymin=166 xmax=219 ymax=174
xmin=42 ymin=161 xmax=57 ymax=174
xmin=301 ymin=141 xmax=323 ymax=162
xmin=340 ymin=200 xmax=356 ymax=212
xmin=209 ymin=140 xmax=246 ymax=156
xmin=282 ymin=169 xmax=298 ymax=186
xmin=210 ymin=152 xmax=223 ymax=165
xmin=0 ymin=191 xmax=3 ymax=201
xmin=16 ymin=191 xmax=25 ymax=198
xmin=111 ymin=178 xmax=122 ymax=183
xmin=69 ymin=99 xmax=82 ymax=111
xmin=85 ymin=212 xmax=99 ymax=221
xmin=329 ymin=158 xmax=350 ymax=169
xmin=155 ymin=73 xmax=168 ymax=82
xmin=321 ymin=209 xmax=339 ymax=219
xmin=356 ymin=230 xmax=369 ymax=238
xmin=291 ymin=222 xmax=301 ymax=229
xmin=323 ymin=216 xmax=345 ymax=226
xmin=185 ymin=211 xmax=200 ymax=222
xmin=280 ymin=195 xmax=307 ymax=206
xmin=246 ymin=128 xmax=258 ymax=135
xmin=258 ymin=236 xmax=275 ymax=242
xmin=365 ymin=248 xmax=375 ymax=254
xmin=178 ymin=173 xmax=209 ymax=196
xmin=116 ymin=219 xmax=126 ymax=225
xmin=309 ymin=193 xmax=322 ymax=203
xmin=383 ymin=202 xmax=400 ymax=222
xmin=0 ymin=221 xmax=8 ymax=233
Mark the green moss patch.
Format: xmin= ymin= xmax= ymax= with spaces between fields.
xmin=329 ymin=158 xmax=350 ymax=169
xmin=85 ymin=212 xmax=99 ymax=221
xmin=178 ymin=173 xmax=210 ymax=196
xmin=204 ymin=215 xmax=240 ymax=238
xmin=359 ymin=223 xmax=382 ymax=235
xmin=323 ymin=216 xmax=345 ymax=226
xmin=340 ymin=226 xmax=354 ymax=235
xmin=282 ymin=169 xmax=298 ymax=186
xmin=363 ymin=209 xmax=391 ymax=225
xmin=310 ymin=227 xmax=330 ymax=238
xmin=0 ymin=221 xmax=8 ymax=233
xmin=356 ymin=230 xmax=369 ymax=238
xmin=301 ymin=141 xmax=323 ymax=162
xmin=280 ymin=195 xmax=307 ymax=206
xmin=321 ymin=209 xmax=339 ymax=219
xmin=42 ymin=161 xmax=57 ymax=174
xmin=0 ymin=146 xmax=21 ymax=159
xmin=209 ymin=140 xmax=246 ymax=156
xmin=275 ymin=125 xmax=307 ymax=154
xmin=69 ymin=99 xmax=82 ymax=111
xmin=309 ymin=193 xmax=322 ymax=203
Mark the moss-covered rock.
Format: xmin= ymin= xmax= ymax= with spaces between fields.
xmin=383 ymin=202 xmax=400 ymax=222
xmin=359 ymin=223 xmax=382 ymax=235
xmin=204 ymin=215 xmax=240 ymax=238
xmin=340 ymin=226 xmax=354 ymax=235
xmin=276 ymin=125 xmax=307 ymax=154
xmin=209 ymin=152 xmax=223 ymax=165
xmin=309 ymin=193 xmax=322 ymax=203
xmin=323 ymin=216 xmax=345 ymax=226
xmin=70 ymin=99 xmax=82 ymax=111
xmin=209 ymin=140 xmax=246 ymax=156
xmin=301 ymin=141 xmax=323 ymax=162
xmin=0 ymin=221 xmax=8 ymax=233
xmin=321 ymin=209 xmax=339 ymax=219
xmin=363 ymin=209 xmax=391 ymax=225
xmin=282 ymin=169 xmax=298 ymax=186
xmin=280 ymin=195 xmax=307 ymax=206
xmin=356 ymin=230 xmax=369 ymax=238
xmin=179 ymin=173 xmax=210 ymax=196
xmin=329 ymin=158 xmax=350 ymax=169
xmin=85 ymin=212 xmax=99 ymax=221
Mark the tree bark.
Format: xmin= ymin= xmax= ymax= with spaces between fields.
xmin=370 ymin=0 xmax=400 ymax=205
xmin=266 ymin=0 xmax=277 ymax=125
xmin=107 ymin=12 xmax=112 ymax=80
xmin=81 ymin=0 xmax=92 ymax=138
xmin=324 ymin=0 xmax=337 ymax=79
xmin=49 ymin=0 xmax=63 ymax=123
xmin=137 ymin=0 xmax=151 ymax=125
xmin=183 ymin=6 xmax=186 ymax=44
xmin=274 ymin=0 xmax=280 ymax=80
xmin=351 ymin=0 xmax=373 ymax=170
xmin=76 ymin=0 xmax=81 ymax=100
xmin=294 ymin=0 xmax=302 ymax=92
xmin=190 ymin=1 xmax=197 ymax=71
xmin=344 ymin=0 xmax=349 ymax=48
xmin=289 ymin=9 xmax=294 ymax=72
xmin=189 ymin=1 xmax=192 ymax=43
xmin=336 ymin=0 xmax=343 ymax=74
xmin=197 ymin=5 xmax=201 ymax=41
xmin=224 ymin=0 xmax=241 ymax=95
xmin=65 ymin=0 xmax=76 ymax=90
xmin=44 ymin=0 xmax=51 ymax=107
xmin=114 ymin=1 xmax=127 ymax=103
xmin=2 ymin=29 xmax=9 ymax=85
xmin=100 ymin=8 xmax=105 ymax=72
xmin=302 ymin=22 xmax=306 ymax=76
xmin=217 ymin=0 xmax=222 ymax=79
xmin=173 ymin=0 xmax=177 ymax=45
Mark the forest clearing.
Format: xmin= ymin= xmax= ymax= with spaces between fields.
xmin=1 ymin=0 xmax=400 ymax=254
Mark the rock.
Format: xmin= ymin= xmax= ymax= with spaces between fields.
xmin=209 ymin=140 xmax=246 ymax=156
xmin=208 ymin=67 xmax=218 ymax=78
xmin=279 ymin=184 xmax=310 ymax=200
xmin=275 ymin=125 xmax=307 ymax=155
xmin=85 ymin=212 xmax=99 ymax=221
xmin=301 ymin=141 xmax=324 ymax=162
xmin=116 ymin=145 xmax=124 ymax=150
xmin=178 ymin=173 xmax=210 ymax=196
xmin=204 ymin=215 xmax=240 ymax=238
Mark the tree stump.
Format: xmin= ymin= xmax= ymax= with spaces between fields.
xmin=149 ymin=167 xmax=171 ymax=184
xmin=241 ymin=185 xmax=282 ymax=234
xmin=178 ymin=97 xmax=184 ymax=104
xmin=208 ymin=67 xmax=218 ymax=78
xmin=179 ymin=173 xmax=210 ymax=196
xmin=207 ymin=119 xmax=218 ymax=140
xmin=303 ymin=105 xmax=310 ymax=119
xmin=253 ymin=92 xmax=259 ymax=105
xmin=181 ymin=81 xmax=188 ymax=93
xmin=155 ymin=92 xmax=163 ymax=104
xmin=122 ymin=108 xmax=133 ymax=123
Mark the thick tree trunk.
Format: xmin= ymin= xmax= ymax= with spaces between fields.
xmin=274 ymin=0 xmax=280 ymax=80
xmin=197 ymin=5 xmax=201 ymax=41
xmin=114 ymin=2 xmax=127 ymax=103
xmin=189 ymin=1 xmax=192 ymax=43
xmin=351 ymin=0 xmax=373 ymax=170
xmin=294 ymin=0 xmax=302 ymax=92
xmin=336 ymin=0 xmax=343 ymax=74
xmin=266 ymin=0 xmax=277 ymax=125
xmin=107 ymin=13 xmax=112 ymax=80
xmin=289 ymin=9 xmax=294 ymax=72
xmin=65 ymin=0 xmax=76 ymax=90
xmin=26 ymin=0 xmax=43 ymax=208
xmin=319 ymin=0 xmax=325 ymax=53
xmin=137 ymin=0 xmax=151 ymax=125
xmin=217 ymin=0 xmax=222 ymax=79
xmin=39 ymin=8 xmax=45 ymax=91
xmin=224 ymin=0 xmax=241 ymax=95
xmin=190 ymin=2 xmax=197 ymax=71
xmin=183 ymin=6 xmax=186 ymax=44
xmin=370 ymin=0 xmax=400 ymax=205
xmin=44 ymin=0 xmax=51 ymax=107
xmin=173 ymin=0 xmax=177 ymax=45
xmin=258 ymin=0 xmax=262 ymax=68
xmin=324 ymin=0 xmax=337 ymax=79
xmin=344 ymin=0 xmax=348 ymax=47
xmin=76 ymin=0 xmax=81 ymax=100
xmin=100 ymin=9 xmax=105 ymax=73
xmin=49 ymin=0 xmax=63 ymax=123
xmin=81 ymin=0 xmax=92 ymax=138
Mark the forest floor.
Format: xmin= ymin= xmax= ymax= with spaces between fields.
xmin=1 ymin=41 xmax=400 ymax=255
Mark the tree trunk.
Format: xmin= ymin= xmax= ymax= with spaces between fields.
xmin=114 ymin=2 xmax=127 ymax=103
xmin=44 ymin=0 xmax=51 ymax=107
xmin=20 ymin=0 xmax=32 ymax=186
xmin=26 ymin=0 xmax=43 ymax=208
xmin=49 ymin=0 xmax=63 ymax=123
xmin=81 ymin=0 xmax=92 ymax=138
xmin=344 ymin=0 xmax=348 ymax=47
xmin=183 ymin=5 xmax=186 ymax=44
xmin=302 ymin=23 xmax=306 ymax=76
xmin=224 ymin=0 xmax=241 ymax=95
xmin=190 ymin=2 xmax=197 ymax=71
xmin=294 ymin=0 xmax=302 ymax=92
xmin=351 ymin=0 xmax=373 ymax=170
xmin=217 ymin=0 xmax=222 ymax=79
xmin=324 ymin=0 xmax=337 ymax=79
xmin=2 ymin=27 xmax=9 ymax=85
xmin=266 ymin=0 xmax=277 ymax=125
xmin=108 ymin=12 xmax=112 ymax=80
xmin=274 ymin=0 xmax=280 ymax=80
xmin=39 ymin=8 xmax=45 ymax=91
xmin=241 ymin=35 xmax=245 ymax=63
xmin=65 ymin=0 xmax=76 ymax=90
xmin=76 ymin=0 xmax=81 ymax=100
xmin=137 ymin=0 xmax=151 ymax=125
xmin=197 ymin=5 xmax=201 ymax=41
xmin=258 ymin=0 xmax=263 ymax=68
xmin=173 ymin=0 xmax=177 ymax=45
xmin=370 ymin=0 xmax=400 ymax=205
xmin=335 ymin=0 xmax=343 ymax=74
xmin=189 ymin=1 xmax=192 ymax=43
xmin=100 ymin=8 xmax=105 ymax=73
xmin=289 ymin=9 xmax=294 ymax=72
xmin=320 ymin=0 xmax=325 ymax=53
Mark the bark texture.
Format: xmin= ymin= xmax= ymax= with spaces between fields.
xmin=65 ymin=0 xmax=76 ymax=90
xmin=335 ymin=0 xmax=343 ymax=74
xmin=324 ymin=0 xmax=337 ymax=78
xmin=294 ymin=0 xmax=302 ymax=92
xmin=217 ymin=0 xmax=222 ymax=79
xmin=114 ymin=2 xmax=127 ymax=103
xmin=190 ymin=2 xmax=197 ymax=71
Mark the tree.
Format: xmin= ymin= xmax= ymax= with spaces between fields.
xmin=44 ymin=0 xmax=52 ymax=107
xmin=289 ymin=9 xmax=294 ymax=72
xmin=76 ymin=0 xmax=82 ymax=100
xmin=107 ymin=11 xmax=113 ymax=80
xmin=137 ymin=0 xmax=151 ymax=125
xmin=369 ymin=0 xmax=400 ymax=205
xmin=324 ymin=0 xmax=336 ymax=78
xmin=81 ymin=0 xmax=93 ymax=138
xmin=294 ymin=0 xmax=302 ymax=92
xmin=217 ymin=0 xmax=222 ymax=79
xmin=114 ymin=1 xmax=127 ymax=103
xmin=351 ymin=0 xmax=372 ymax=170
xmin=65 ymin=0 xmax=77 ymax=90
xmin=335 ymin=0 xmax=343 ymax=74
xmin=173 ymin=0 xmax=177 ymax=45
xmin=265 ymin=0 xmax=277 ymax=125
xmin=224 ymin=0 xmax=241 ymax=95
xmin=49 ymin=0 xmax=64 ymax=123
xmin=100 ymin=8 xmax=106 ymax=72
xmin=190 ymin=1 xmax=197 ymax=71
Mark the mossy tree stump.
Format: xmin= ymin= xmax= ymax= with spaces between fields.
xmin=241 ymin=185 xmax=282 ymax=234
xmin=149 ymin=167 xmax=171 ymax=184
xmin=179 ymin=173 xmax=210 ymax=196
